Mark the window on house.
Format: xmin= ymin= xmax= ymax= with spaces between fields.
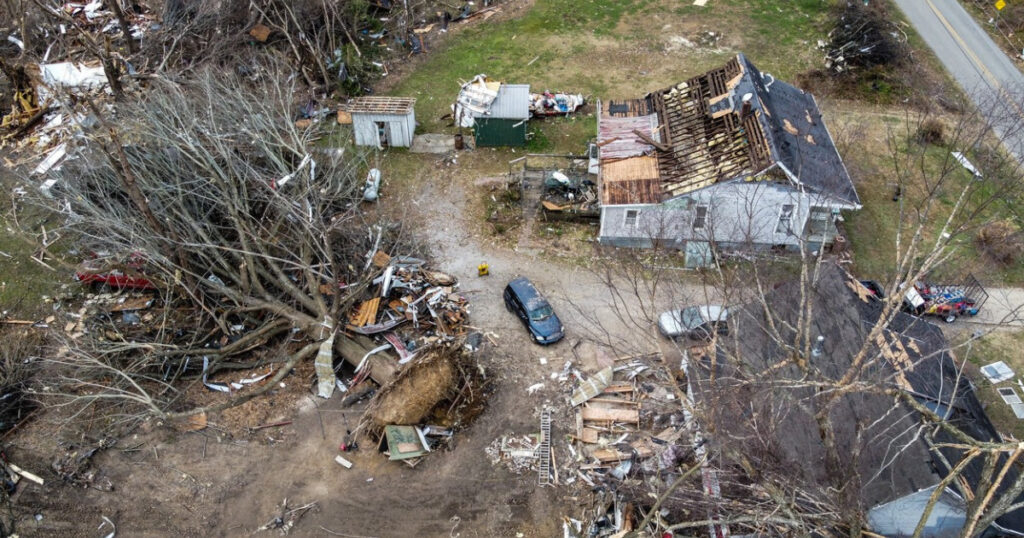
xmin=693 ymin=205 xmax=708 ymax=230
xmin=624 ymin=209 xmax=639 ymax=228
xmin=776 ymin=204 xmax=794 ymax=234
xmin=807 ymin=206 xmax=834 ymax=237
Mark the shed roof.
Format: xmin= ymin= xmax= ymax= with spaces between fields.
xmin=347 ymin=96 xmax=416 ymax=115
xmin=478 ymin=84 xmax=530 ymax=120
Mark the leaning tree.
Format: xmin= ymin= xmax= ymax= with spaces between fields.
xmin=24 ymin=66 xmax=409 ymax=420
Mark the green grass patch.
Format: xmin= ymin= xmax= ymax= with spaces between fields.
xmin=844 ymin=120 xmax=1024 ymax=285
xmin=387 ymin=0 xmax=835 ymax=140
xmin=964 ymin=331 xmax=1024 ymax=440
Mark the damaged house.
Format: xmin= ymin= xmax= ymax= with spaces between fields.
xmin=596 ymin=54 xmax=860 ymax=265
xmin=686 ymin=264 xmax=1024 ymax=536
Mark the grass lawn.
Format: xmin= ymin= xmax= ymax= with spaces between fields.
xmin=0 ymin=193 xmax=65 ymax=320
xmin=838 ymin=105 xmax=1024 ymax=285
xmin=963 ymin=330 xmax=1024 ymax=440
xmin=377 ymin=0 xmax=1024 ymax=283
xmin=385 ymin=0 xmax=835 ymax=143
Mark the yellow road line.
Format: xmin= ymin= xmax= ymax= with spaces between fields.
xmin=924 ymin=0 xmax=1024 ymax=126
xmin=924 ymin=0 xmax=999 ymax=86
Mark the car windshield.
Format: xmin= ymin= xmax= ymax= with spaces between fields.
xmin=529 ymin=304 xmax=554 ymax=321
xmin=678 ymin=307 xmax=703 ymax=329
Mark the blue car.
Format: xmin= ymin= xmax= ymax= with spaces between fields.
xmin=503 ymin=277 xmax=564 ymax=345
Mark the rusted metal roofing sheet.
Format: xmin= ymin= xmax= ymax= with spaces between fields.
xmin=598 ymin=114 xmax=660 ymax=160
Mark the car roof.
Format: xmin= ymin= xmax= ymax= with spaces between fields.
xmin=698 ymin=305 xmax=727 ymax=321
xmin=508 ymin=277 xmax=552 ymax=310
xmin=508 ymin=277 xmax=538 ymax=297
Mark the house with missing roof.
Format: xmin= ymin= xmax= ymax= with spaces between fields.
xmin=595 ymin=54 xmax=860 ymax=266
xmin=685 ymin=263 xmax=1024 ymax=537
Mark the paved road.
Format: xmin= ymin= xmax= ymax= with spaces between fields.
xmin=893 ymin=0 xmax=1024 ymax=160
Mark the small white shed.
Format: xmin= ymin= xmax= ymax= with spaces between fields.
xmin=347 ymin=96 xmax=417 ymax=148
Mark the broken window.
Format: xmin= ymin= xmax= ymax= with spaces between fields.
xmin=693 ymin=205 xmax=708 ymax=230
xmin=807 ymin=206 xmax=835 ymax=237
xmin=624 ymin=209 xmax=639 ymax=228
xmin=776 ymin=204 xmax=794 ymax=234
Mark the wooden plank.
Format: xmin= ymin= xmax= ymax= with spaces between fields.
xmin=108 ymin=297 xmax=153 ymax=312
xmin=581 ymin=427 xmax=599 ymax=444
xmin=581 ymin=406 xmax=639 ymax=423
xmin=371 ymin=250 xmax=391 ymax=268
xmin=587 ymin=397 xmax=635 ymax=405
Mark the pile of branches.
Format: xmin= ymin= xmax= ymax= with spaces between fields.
xmin=824 ymin=2 xmax=909 ymax=74
xmin=21 ymin=66 xmax=418 ymax=420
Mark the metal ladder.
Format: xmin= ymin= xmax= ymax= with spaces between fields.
xmin=537 ymin=408 xmax=552 ymax=486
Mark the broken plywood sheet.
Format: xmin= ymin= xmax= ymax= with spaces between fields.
xmin=107 ymin=296 xmax=154 ymax=312
xmin=571 ymin=366 xmax=613 ymax=406
xmin=590 ymin=444 xmax=653 ymax=463
xmin=581 ymin=404 xmax=639 ymax=423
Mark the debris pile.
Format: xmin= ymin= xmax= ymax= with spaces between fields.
xmin=51 ymin=439 xmax=115 ymax=491
xmin=486 ymin=433 xmax=543 ymax=475
xmin=541 ymin=170 xmax=599 ymax=219
xmin=529 ymin=91 xmax=585 ymax=118
xmin=346 ymin=251 xmax=469 ymax=340
xmin=566 ymin=354 xmax=690 ymax=478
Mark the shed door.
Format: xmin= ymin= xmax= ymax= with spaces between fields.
xmin=685 ymin=241 xmax=713 ymax=268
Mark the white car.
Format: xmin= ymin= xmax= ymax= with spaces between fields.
xmin=657 ymin=305 xmax=729 ymax=340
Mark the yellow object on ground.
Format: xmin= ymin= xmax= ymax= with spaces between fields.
xmin=477 ymin=262 xmax=489 ymax=276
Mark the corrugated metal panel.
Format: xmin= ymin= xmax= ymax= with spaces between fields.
xmin=475 ymin=84 xmax=530 ymax=120
xmin=351 ymin=111 xmax=415 ymax=147
xmin=474 ymin=118 xmax=526 ymax=147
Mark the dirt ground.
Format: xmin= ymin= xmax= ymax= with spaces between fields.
xmin=7 ymin=1 xmax=1004 ymax=535
xmin=0 ymin=116 xmax=704 ymax=538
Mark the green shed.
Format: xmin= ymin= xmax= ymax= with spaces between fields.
xmin=472 ymin=84 xmax=530 ymax=147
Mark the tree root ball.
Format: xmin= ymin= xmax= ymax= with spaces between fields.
xmin=366 ymin=348 xmax=458 ymax=427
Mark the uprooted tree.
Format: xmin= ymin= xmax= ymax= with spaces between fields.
xmin=18 ymin=67 xmax=417 ymax=420
xmin=564 ymin=91 xmax=1024 ymax=536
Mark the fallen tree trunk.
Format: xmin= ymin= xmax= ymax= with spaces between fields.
xmin=336 ymin=333 xmax=401 ymax=385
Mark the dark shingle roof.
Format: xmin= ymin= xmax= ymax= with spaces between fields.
xmin=644 ymin=54 xmax=860 ymax=206
xmin=737 ymin=55 xmax=860 ymax=206
xmin=691 ymin=263 xmax=1022 ymax=533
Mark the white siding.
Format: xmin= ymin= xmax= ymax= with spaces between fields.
xmin=599 ymin=181 xmax=848 ymax=250
xmin=351 ymin=110 xmax=416 ymax=148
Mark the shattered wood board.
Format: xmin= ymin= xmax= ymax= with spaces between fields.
xmin=107 ymin=297 xmax=153 ymax=312
xmin=350 ymin=298 xmax=381 ymax=327
xmin=581 ymin=405 xmax=639 ymax=423
xmin=580 ymin=428 xmax=599 ymax=444
xmin=590 ymin=444 xmax=654 ymax=463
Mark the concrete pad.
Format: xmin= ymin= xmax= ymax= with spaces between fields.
xmin=410 ymin=133 xmax=456 ymax=154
